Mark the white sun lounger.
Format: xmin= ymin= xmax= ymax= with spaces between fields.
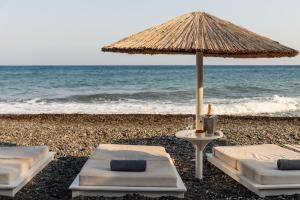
xmin=0 ymin=146 xmax=55 ymax=197
xmin=69 ymin=144 xmax=186 ymax=198
xmin=207 ymin=144 xmax=300 ymax=197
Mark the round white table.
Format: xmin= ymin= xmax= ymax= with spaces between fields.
xmin=175 ymin=130 xmax=223 ymax=179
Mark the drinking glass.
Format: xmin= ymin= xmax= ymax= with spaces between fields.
xmin=185 ymin=117 xmax=194 ymax=130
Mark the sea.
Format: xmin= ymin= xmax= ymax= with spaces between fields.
xmin=0 ymin=65 xmax=299 ymax=116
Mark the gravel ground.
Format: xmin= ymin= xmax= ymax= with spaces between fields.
xmin=0 ymin=114 xmax=299 ymax=200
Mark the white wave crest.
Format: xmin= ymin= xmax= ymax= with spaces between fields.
xmin=0 ymin=95 xmax=299 ymax=116
xmin=211 ymin=95 xmax=300 ymax=116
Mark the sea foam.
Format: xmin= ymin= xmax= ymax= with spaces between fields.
xmin=0 ymin=95 xmax=298 ymax=116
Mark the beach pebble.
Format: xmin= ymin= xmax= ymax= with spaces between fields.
xmin=0 ymin=114 xmax=298 ymax=200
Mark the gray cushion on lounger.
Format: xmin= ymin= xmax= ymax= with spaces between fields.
xmin=91 ymin=144 xmax=169 ymax=161
xmin=277 ymin=159 xmax=300 ymax=170
xmin=0 ymin=146 xmax=49 ymax=168
xmin=79 ymin=159 xmax=177 ymax=187
xmin=239 ymin=159 xmax=300 ymax=185
xmin=110 ymin=160 xmax=146 ymax=172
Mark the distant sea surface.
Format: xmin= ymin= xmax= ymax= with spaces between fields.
xmin=0 ymin=65 xmax=299 ymax=116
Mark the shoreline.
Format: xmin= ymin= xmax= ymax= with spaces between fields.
xmin=0 ymin=114 xmax=299 ymax=199
xmin=1 ymin=113 xmax=300 ymax=118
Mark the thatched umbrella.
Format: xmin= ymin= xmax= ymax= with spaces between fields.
xmin=102 ymin=12 xmax=298 ymax=131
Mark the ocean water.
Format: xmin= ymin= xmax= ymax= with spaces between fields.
xmin=0 ymin=65 xmax=299 ymax=116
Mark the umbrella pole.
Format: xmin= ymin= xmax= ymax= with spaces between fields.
xmin=196 ymin=52 xmax=204 ymax=131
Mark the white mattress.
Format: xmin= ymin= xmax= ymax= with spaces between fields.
xmin=240 ymin=159 xmax=300 ymax=185
xmin=91 ymin=144 xmax=169 ymax=161
xmin=79 ymin=159 xmax=177 ymax=187
xmin=0 ymin=146 xmax=49 ymax=184
xmin=79 ymin=144 xmax=178 ymax=187
xmin=285 ymin=144 xmax=300 ymax=153
xmin=213 ymin=144 xmax=300 ymax=185
xmin=0 ymin=146 xmax=49 ymax=167
xmin=213 ymin=144 xmax=300 ymax=170
xmin=0 ymin=166 xmax=20 ymax=185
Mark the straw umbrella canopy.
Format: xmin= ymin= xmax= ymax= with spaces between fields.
xmin=102 ymin=12 xmax=298 ymax=130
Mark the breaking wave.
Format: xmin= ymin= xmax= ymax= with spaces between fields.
xmin=0 ymin=95 xmax=299 ymax=116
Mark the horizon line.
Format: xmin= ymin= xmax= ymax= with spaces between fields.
xmin=0 ymin=64 xmax=300 ymax=67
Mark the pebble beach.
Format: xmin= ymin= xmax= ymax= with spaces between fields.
xmin=0 ymin=114 xmax=299 ymax=200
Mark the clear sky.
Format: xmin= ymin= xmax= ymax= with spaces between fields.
xmin=0 ymin=0 xmax=299 ymax=65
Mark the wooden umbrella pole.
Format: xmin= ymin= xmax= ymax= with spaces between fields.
xmin=196 ymin=52 xmax=204 ymax=131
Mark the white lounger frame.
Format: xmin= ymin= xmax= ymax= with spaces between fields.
xmin=0 ymin=152 xmax=55 ymax=197
xmin=207 ymin=153 xmax=300 ymax=197
xmin=69 ymin=155 xmax=187 ymax=198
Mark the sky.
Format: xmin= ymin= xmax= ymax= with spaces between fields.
xmin=0 ymin=0 xmax=299 ymax=65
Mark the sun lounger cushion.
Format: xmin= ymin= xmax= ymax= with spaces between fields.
xmin=0 ymin=146 xmax=49 ymax=168
xmin=0 ymin=166 xmax=20 ymax=185
xmin=213 ymin=144 xmax=300 ymax=185
xmin=0 ymin=159 xmax=30 ymax=176
xmin=239 ymin=160 xmax=300 ymax=185
xmin=0 ymin=146 xmax=50 ymax=185
xmin=79 ymin=159 xmax=177 ymax=187
xmin=79 ymin=144 xmax=178 ymax=187
xmin=213 ymin=144 xmax=300 ymax=170
xmin=91 ymin=144 xmax=169 ymax=161
xmin=285 ymin=144 xmax=300 ymax=153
